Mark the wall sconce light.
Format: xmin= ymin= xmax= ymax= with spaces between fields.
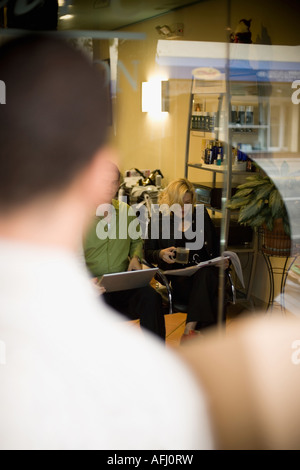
xmin=142 ymin=79 xmax=169 ymax=114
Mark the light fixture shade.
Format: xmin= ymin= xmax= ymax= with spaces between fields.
xmin=142 ymin=80 xmax=169 ymax=113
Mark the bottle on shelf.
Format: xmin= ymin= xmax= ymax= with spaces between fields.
xmin=190 ymin=115 xmax=195 ymax=129
xmin=246 ymin=106 xmax=254 ymax=125
xmin=217 ymin=140 xmax=224 ymax=161
xmin=238 ymin=105 xmax=246 ymax=125
xmin=209 ymin=141 xmax=214 ymax=164
xmin=204 ymin=141 xmax=213 ymax=164
xmin=194 ymin=115 xmax=199 ymax=129
xmin=201 ymin=112 xmax=207 ymax=131
xmin=192 ymin=110 xmax=218 ymax=133
xmin=212 ymin=140 xmax=218 ymax=162
xmin=199 ymin=112 xmax=204 ymax=130
xmin=231 ymin=105 xmax=237 ymax=124
xmin=203 ymin=140 xmax=224 ymax=165
xmin=232 ymin=147 xmax=238 ymax=164
xmin=237 ymin=143 xmax=248 ymax=162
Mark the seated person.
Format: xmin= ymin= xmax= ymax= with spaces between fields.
xmin=144 ymin=178 xmax=229 ymax=340
xmin=83 ymin=165 xmax=166 ymax=341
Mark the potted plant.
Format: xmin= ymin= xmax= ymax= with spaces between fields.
xmin=227 ymin=170 xmax=292 ymax=256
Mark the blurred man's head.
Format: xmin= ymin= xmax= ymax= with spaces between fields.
xmin=100 ymin=162 xmax=120 ymax=203
xmin=0 ymin=33 xmax=110 ymax=214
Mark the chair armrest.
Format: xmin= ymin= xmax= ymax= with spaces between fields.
xmin=226 ymin=269 xmax=236 ymax=305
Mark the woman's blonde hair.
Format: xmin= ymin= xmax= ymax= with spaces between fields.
xmin=158 ymin=178 xmax=196 ymax=207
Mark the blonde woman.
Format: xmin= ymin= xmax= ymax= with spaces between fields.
xmin=144 ymin=178 xmax=228 ymax=340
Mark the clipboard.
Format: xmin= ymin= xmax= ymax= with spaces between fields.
xmin=98 ymin=268 xmax=158 ymax=293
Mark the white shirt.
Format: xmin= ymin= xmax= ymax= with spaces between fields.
xmin=0 ymin=240 xmax=214 ymax=450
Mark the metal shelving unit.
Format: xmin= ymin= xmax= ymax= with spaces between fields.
xmin=184 ymin=77 xmax=268 ymax=305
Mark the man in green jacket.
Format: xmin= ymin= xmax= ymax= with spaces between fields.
xmin=83 ymin=167 xmax=165 ymax=340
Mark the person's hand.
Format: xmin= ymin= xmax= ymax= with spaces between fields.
xmin=128 ymin=256 xmax=142 ymax=271
xmin=159 ymin=247 xmax=176 ymax=264
xmin=215 ymin=257 xmax=230 ymax=269
xmin=91 ymin=277 xmax=106 ymax=295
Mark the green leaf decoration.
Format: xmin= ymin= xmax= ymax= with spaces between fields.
xmin=269 ymin=188 xmax=284 ymax=218
xmin=254 ymin=183 xmax=274 ymax=202
xmin=226 ymin=165 xmax=292 ymax=237
xmin=235 ymin=178 xmax=268 ymax=191
xmin=238 ymin=199 xmax=265 ymax=225
xmin=227 ymin=196 xmax=252 ymax=210
xmin=231 ymin=187 xmax=254 ymax=199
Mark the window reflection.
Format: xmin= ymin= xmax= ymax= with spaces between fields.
xmin=0 ymin=0 xmax=299 ymax=318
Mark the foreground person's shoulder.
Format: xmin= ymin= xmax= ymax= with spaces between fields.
xmin=179 ymin=314 xmax=300 ymax=450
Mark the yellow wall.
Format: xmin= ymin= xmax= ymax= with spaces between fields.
xmin=109 ymin=0 xmax=228 ymax=183
xmin=106 ymin=0 xmax=300 ymax=185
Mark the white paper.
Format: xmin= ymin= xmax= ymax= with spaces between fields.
xmin=163 ymin=250 xmax=245 ymax=288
